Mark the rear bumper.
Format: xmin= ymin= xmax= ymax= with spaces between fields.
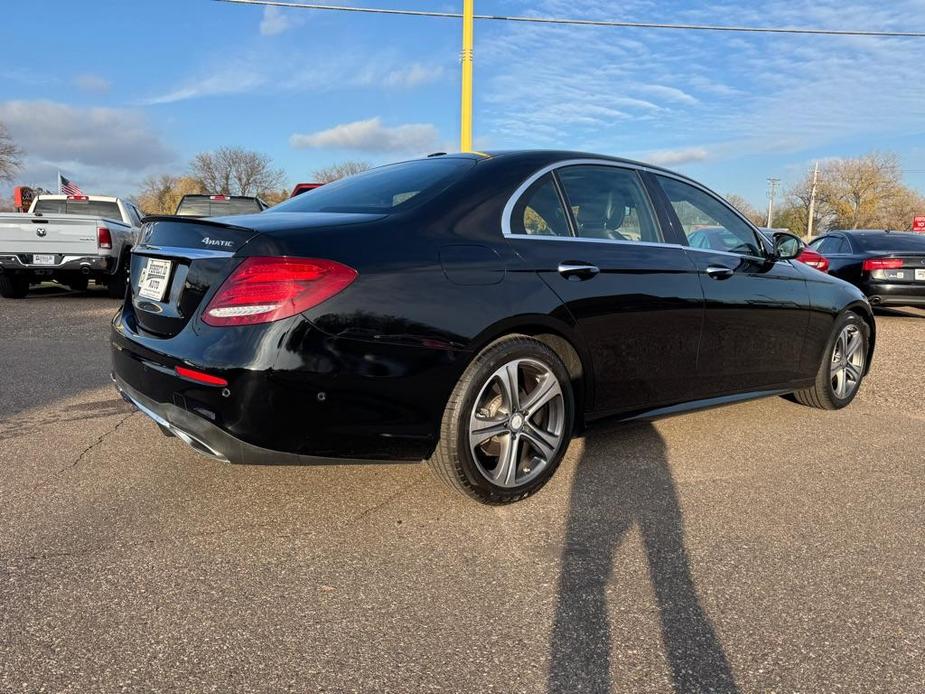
xmin=0 ymin=254 xmax=113 ymax=273
xmin=113 ymin=373 xmax=375 ymax=465
xmin=861 ymin=281 xmax=925 ymax=306
xmin=111 ymin=309 xmax=461 ymax=464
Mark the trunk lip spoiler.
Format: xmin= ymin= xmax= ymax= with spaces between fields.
xmin=140 ymin=215 xmax=254 ymax=231
xmin=133 ymin=244 xmax=235 ymax=260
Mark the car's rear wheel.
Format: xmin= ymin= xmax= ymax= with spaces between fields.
xmin=0 ymin=275 xmax=29 ymax=299
xmin=792 ymin=311 xmax=869 ymax=410
xmin=428 ymin=335 xmax=574 ymax=504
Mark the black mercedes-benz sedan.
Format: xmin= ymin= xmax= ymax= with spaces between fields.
xmin=807 ymin=230 xmax=925 ymax=307
xmin=112 ymin=151 xmax=875 ymax=504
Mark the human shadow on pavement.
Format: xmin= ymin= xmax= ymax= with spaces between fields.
xmin=549 ymin=422 xmax=738 ymax=693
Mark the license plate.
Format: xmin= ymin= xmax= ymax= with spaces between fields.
xmin=916 ymin=268 xmax=925 ymax=281
xmin=137 ymin=258 xmax=173 ymax=301
xmin=32 ymin=254 xmax=55 ymax=265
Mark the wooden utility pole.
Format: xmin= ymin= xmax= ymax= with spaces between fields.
xmin=806 ymin=162 xmax=819 ymax=237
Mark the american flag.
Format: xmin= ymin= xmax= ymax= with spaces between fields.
xmin=58 ymin=173 xmax=83 ymax=196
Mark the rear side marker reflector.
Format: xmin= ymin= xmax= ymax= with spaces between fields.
xmin=202 ymin=257 xmax=358 ymax=327
xmin=175 ymin=366 xmax=228 ymax=387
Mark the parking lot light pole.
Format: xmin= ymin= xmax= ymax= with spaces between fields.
xmin=460 ymin=0 xmax=474 ymax=152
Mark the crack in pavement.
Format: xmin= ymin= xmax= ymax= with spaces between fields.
xmin=4 ymin=478 xmax=420 ymax=567
xmin=32 ymin=412 xmax=136 ymax=490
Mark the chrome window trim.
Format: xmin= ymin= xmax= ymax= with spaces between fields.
xmin=501 ymin=158 xmax=769 ymax=260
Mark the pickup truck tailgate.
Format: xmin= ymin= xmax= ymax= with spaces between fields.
xmin=0 ymin=215 xmax=102 ymax=255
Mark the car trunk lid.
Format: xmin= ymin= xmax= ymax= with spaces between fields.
xmin=129 ymin=217 xmax=259 ymax=337
xmin=865 ymin=253 xmax=925 ymax=283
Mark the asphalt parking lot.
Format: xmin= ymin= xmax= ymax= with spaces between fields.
xmin=1 ymin=286 xmax=923 ymax=693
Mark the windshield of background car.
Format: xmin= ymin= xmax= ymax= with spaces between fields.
xmin=33 ymin=199 xmax=121 ymax=219
xmin=853 ymin=233 xmax=925 ymax=252
xmin=270 ymin=158 xmax=477 ymax=214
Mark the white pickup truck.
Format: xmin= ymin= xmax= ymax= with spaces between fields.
xmin=0 ymin=194 xmax=144 ymax=298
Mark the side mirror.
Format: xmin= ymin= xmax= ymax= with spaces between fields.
xmin=772 ymin=231 xmax=803 ymax=260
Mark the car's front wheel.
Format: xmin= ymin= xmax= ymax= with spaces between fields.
xmin=428 ymin=335 xmax=574 ymax=504
xmin=793 ymin=311 xmax=869 ymax=410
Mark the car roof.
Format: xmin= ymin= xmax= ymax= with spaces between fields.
xmin=36 ymin=194 xmax=119 ymax=202
xmin=827 ymin=229 xmax=917 ymax=236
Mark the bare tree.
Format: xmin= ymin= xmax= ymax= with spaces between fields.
xmin=136 ymin=174 xmax=203 ymax=215
xmin=190 ymin=147 xmax=286 ymax=197
xmin=788 ymin=152 xmax=924 ymax=232
xmin=724 ymin=194 xmax=765 ymax=226
xmin=312 ymin=161 xmax=371 ymax=184
xmin=0 ymin=122 xmax=23 ymax=184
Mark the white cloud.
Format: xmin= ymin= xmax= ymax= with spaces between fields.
xmin=0 ymin=100 xmax=176 ymax=195
xmin=74 ymin=73 xmax=111 ymax=94
xmin=643 ymin=147 xmax=711 ymax=167
xmin=635 ymin=84 xmax=699 ymax=106
xmin=290 ymin=117 xmax=440 ymax=153
xmin=382 ymin=64 xmax=444 ymax=88
xmin=260 ymin=6 xmax=298 ymax=36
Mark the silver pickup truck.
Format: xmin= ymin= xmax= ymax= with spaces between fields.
xmin=0 ymin=194 xmax=144 ymax=298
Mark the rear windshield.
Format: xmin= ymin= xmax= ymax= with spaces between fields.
xmin=175 ymin=197 xmax=263 ymax=217
xmin=33 ymin=199 xmax=121 ymax=219
xmin=270 ymin=158 xmax=477 ymax=214
xmin=853 ymin=233 xmax=925 ymax=252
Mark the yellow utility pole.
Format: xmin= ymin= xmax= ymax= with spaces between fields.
xmin=460 ymin=0 xmax=474 ymax=152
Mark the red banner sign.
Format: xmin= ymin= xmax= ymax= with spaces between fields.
xmin=13 ymin=186 xmax=35 ymax=212
xmin=913 ymin=216 xmax=925 ymax=233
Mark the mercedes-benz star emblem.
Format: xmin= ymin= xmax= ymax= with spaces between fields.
xmin=36 ymin=228 xmax=46 ymax=237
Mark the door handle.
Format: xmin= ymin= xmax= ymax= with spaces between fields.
xmin=706 ymin=265 xmax=735 ymax=280
xmin=558 ymin=262 xmax=600 ymax=280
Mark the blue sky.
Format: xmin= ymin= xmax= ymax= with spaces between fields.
xmin=3 ymin=0 xmax=925 ymax=207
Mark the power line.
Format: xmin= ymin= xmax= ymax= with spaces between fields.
xmin=213 ymin=0 xmax=925 ymax=38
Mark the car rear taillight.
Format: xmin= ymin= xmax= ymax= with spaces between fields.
xmin=175 ymin=365 xmax=228 ymax=387
xmin=202 ymin=257 xmax=357 ymax=327
xmin=862 ymin=257 xmax=904 ymax=271
xmin=97 ymin=226 xmax=112 ymax=249
xmin=797 ymin=249 xmax=829 ymax=273
xmin=67 ymin=195 xmax=89 ymax=201
xmin=210 ymin=195 xmax=229 ymax=202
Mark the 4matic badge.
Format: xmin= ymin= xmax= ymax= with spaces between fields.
xmin=201 ymin=237 xmax=234 ymax=248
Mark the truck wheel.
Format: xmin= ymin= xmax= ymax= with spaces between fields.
xmin=0 ymin=275 xmax=30 ymax=299
xmin=107 ymin=254 xmax=130 ymax=299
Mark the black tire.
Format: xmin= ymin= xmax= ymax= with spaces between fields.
xmin=428 ymin=335 xmax=575 ymax=504
xmin=67 ymin=277 xmax=89 ymax=292
xmin=0 ymin=275 xmax=29 ymax=299
xmin=792 ymin=311 xmax=869 ymax=410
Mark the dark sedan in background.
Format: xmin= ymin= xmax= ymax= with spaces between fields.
xmin=112 ymin=151 xmax=875 ymax=504
xmin=808 ymin=230 xmax=925 ymax=307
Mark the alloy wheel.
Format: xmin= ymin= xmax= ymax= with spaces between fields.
xmin=468 ymin=357 xmax=566 ymax=488
xmin=830 ymin=324 xmax=864 ymax=399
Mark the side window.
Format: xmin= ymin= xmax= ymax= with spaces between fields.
xmin=557 ymin=166 xmax=661 ymax=243
xmin=657 ymin=176 xmax=763 ymax=256
xmin=812 ymin=237 xmax=842 ymax=254
xmin=833 ymin=237 xmax=850 ymax=254
xmin=511 ymin=173 xmax=571 ymax=237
